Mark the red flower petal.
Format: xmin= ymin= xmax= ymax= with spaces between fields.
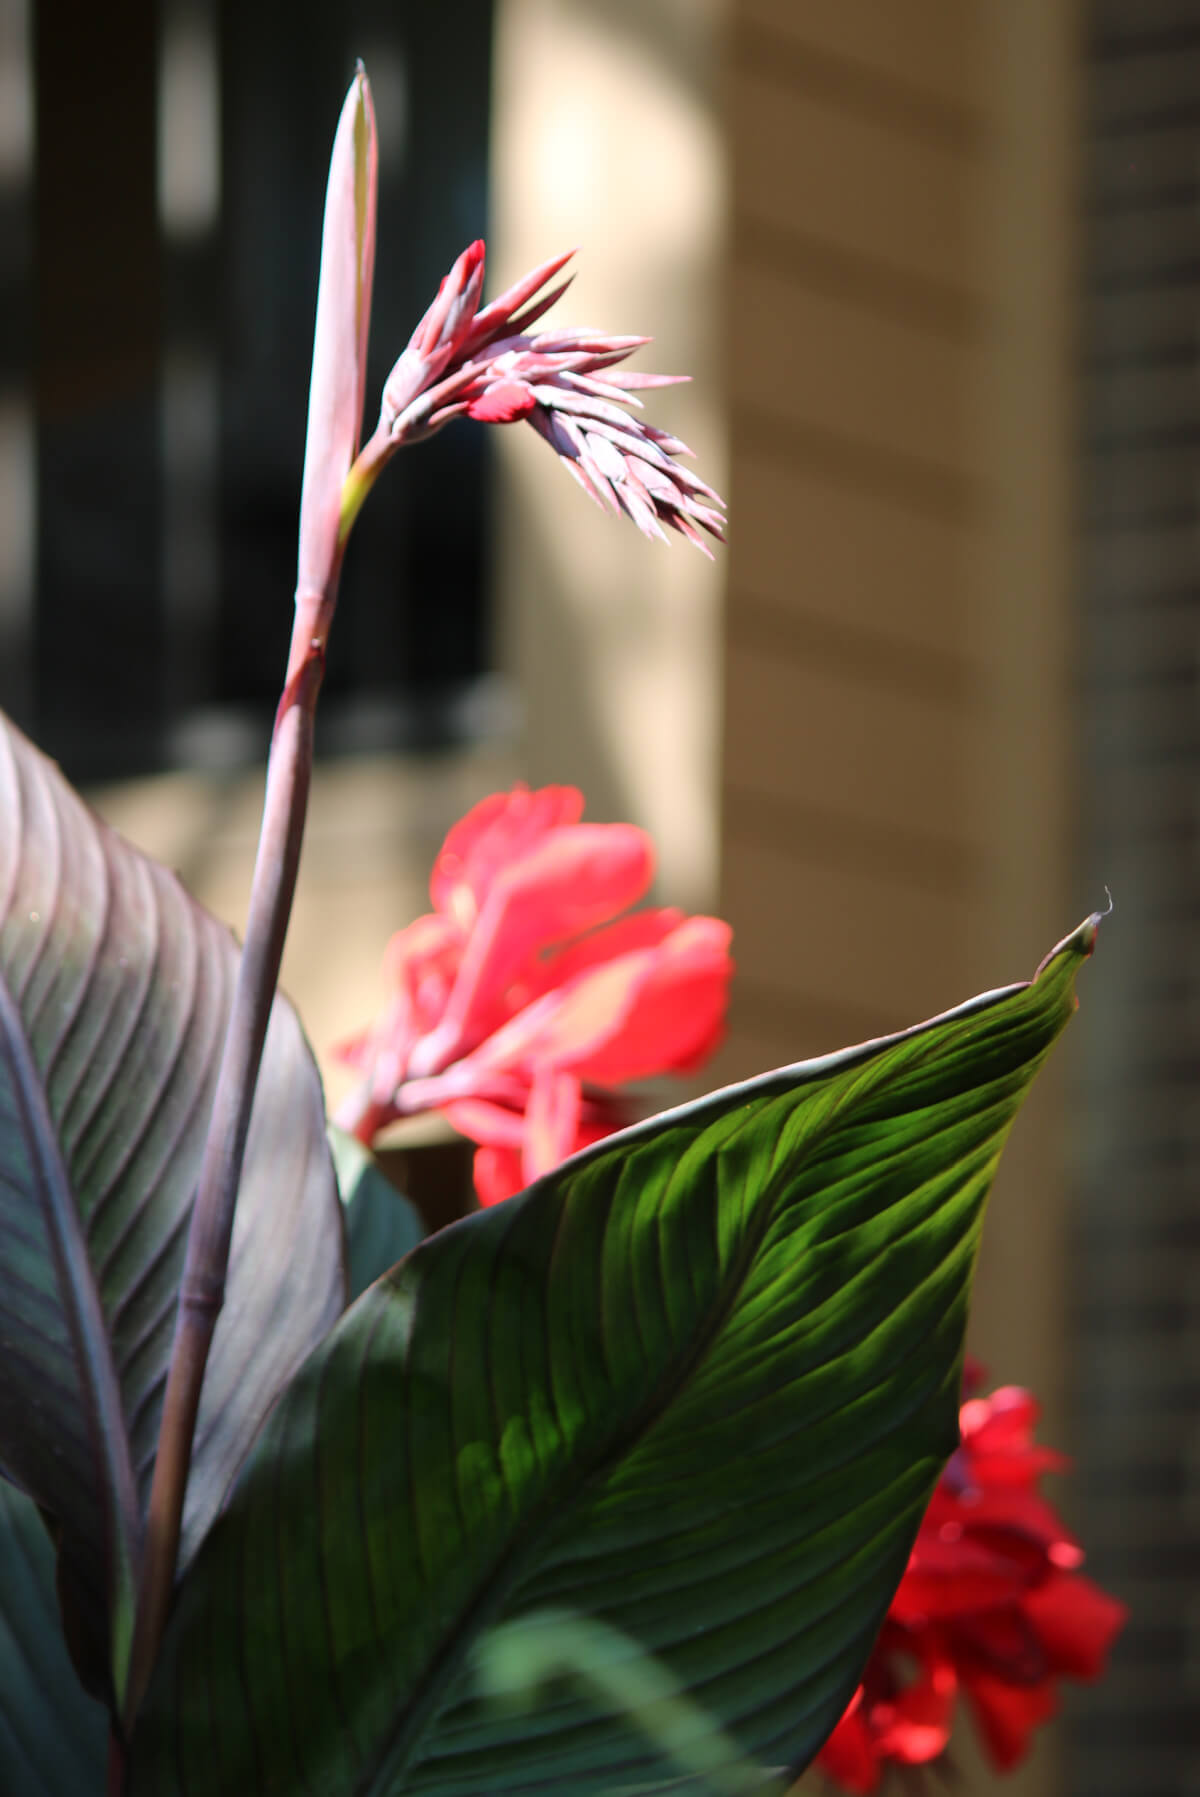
xmin=921 ymin=1480 xmax=1080 ymax=1557
xmin=430 ymin=785 xmax=584 ymax=925
xmin=417 ymin=822 xmax=655 ymax=1072
xmin=472 ymin=1144 xmax=524 ymax=1207
xmin=339 ymin=784 xmax=734 ymax=1204
xmin=554 ymin=916 xmax=733 ymax=1086
xmin=959 ymin=1388 xmax=1068 ymax=1484
xmin=1022 ymin=1571 xmax=1127 ymax=1680
xmin=521 ymin=1068 xmax=582 ymax=1185
xmin=438 ymin=1096 xmax=526 ymax=1149
xmin=873 ymin=1647 xmax=957 ymax=1766
xmin=521 ymin=907 xmax=685 ymax=1002
xmin=962 ymin=1668 xmax=1058 ymax=1770
xmin=466 ymin=379 xmax=537 ymax=423
xmin=953 ymin=1606 xmax=1048 ymax=1685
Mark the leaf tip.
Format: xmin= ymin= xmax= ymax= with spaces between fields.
xmin=1033 ymin=908 xmax=1105 ymax=984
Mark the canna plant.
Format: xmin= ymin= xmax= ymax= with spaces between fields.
xmin=0 ymin=67 xmax=1113 ymax=1797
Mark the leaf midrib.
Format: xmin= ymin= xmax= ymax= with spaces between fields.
xmin=355 ymin=1085 xmax=875 ymax=1797
xmin=357 ymin=1014 xmax=1039 ymax=1795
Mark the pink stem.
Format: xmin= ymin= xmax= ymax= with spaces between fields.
xmin=123 ymin=589 xmax=337 ymax=1727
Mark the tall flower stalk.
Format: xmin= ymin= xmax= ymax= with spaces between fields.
xmin=122 ymin=65 xmax=724 ymax=1739
xmin=123 ymin=71 xmax=379 ymax=1728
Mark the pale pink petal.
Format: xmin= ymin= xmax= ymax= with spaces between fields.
xmin=463 ymin=248 xmax=577 ymax=356
xmin=430 ymin=785 xmax=584 ymax=924
xmin=452 ymin=988 xmax=572 ymax=1076
xmin=501 ymin=274 xmax=576 ymax=338
xmin=523 ymin=908 xmax=685 ymax=1000
xmin=521 ymin=1069 xmax=583 ymax=1186
xmin=439 ymin=1096 xmax=527 ymax=1149
xmin=451 ymin=919 xmax=722 ymax=1087
xmin=415 ymin=823 xmax=655 ymax=1072
xmin=473 ymin=1145 xmax=526 ymax=1207
xmin=557 ymin=917 xmax=734 ymax=1086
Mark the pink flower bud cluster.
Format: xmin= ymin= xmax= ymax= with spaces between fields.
xmin=367 ymin=242 xmax=726 ymax=555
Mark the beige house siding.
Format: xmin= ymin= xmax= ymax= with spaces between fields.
xmin=489 ymin=0 xmax=730 ymax=913
xmin=717 ymin=0 xmax=989 ymax=1070
xmin=717 ymin=5 xmax=1080 ymax=1792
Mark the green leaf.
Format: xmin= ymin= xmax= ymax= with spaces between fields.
xmin=0 ymin=711 xmax=346 ymax=1693
xmin=475 ymin=1609 xmax=780 ymax=1796
xmin=0 ymin=1476 xmax=107 ymax=1796
xmin=328 ymin=1123 xmax=425 ymax=1300
xmin=130 ymin=919 xmax=1097 ymax=1795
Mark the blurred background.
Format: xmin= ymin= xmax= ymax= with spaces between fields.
xmin=2 ymin=0 xmax=1197 ymax=1790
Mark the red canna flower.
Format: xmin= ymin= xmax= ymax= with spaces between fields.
xmin=815 ymin=1369 xmax=1126 ymax=1792
xmin=343 ymin=241 xmax=726 ymax=555
xmin=335 ymin=785 xmax=734 ymax=1203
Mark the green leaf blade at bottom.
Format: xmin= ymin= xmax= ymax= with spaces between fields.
xmin=130 ymin=918 xmax=1097 ymax=1797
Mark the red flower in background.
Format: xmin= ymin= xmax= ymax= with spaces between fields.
xmin=816 ymin=1367 xmax=1126 ymax=1792
xmin=335 ymin=785 xmax=733 ymax=1204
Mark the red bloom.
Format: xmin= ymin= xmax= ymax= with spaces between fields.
xmin=816 ymin=1374 xmax=1126 ymax=1791
xmin=335 ymin=786 xmax=733 ymax=1204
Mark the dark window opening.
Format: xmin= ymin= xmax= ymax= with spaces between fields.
xmin=22 ymin=0 xmax=496 ymax=785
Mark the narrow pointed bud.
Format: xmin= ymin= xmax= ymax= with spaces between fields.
xmin=297 ymin=66 xmax=378 ymax=596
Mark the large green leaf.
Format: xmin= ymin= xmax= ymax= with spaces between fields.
xmin=129 ymin=919 xmax=1097 ymax=1795
xmin=0 ymin=712 xmax=346 ymax=1693
xmin=0 ymin=1477 xmax=108 ymax=1796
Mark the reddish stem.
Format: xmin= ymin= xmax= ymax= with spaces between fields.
xmin=122 ymin=589 xmax=337 ymax=1728
xmin=107 ymin=1726 xmax=127 ymax=1797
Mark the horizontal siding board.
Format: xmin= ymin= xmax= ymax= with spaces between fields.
xmin=731 ymin=263 xmax=979 ymax=479
xmin=1083 ymin=525 xmax=1197 ymax=604
xmin=731 ymin=409 xmax=979 ymax=517
xmin=1088 ymin=287 xmax=1200 ymax=360
xmin=737 ymin=0 xmax=987 ymax=117
xmin=1087 ymin=202 xmax=1200 ymax=281
xmin=1075 ymin=1240 xmax=1200 ymax=1309
xmin=733 ymin=67 xmax=981 ymax=297
xmin=723 ymin=642 xmax=976 ymax=856
xmin=1088 ymin=362 xmax=1200 ymax=442
xmin=1082 ymin=763 xmax=1200 ymax=838
xmin=724 ymin=590 xmax=977 ymax=708
xmin=1084 ymin=587 xmax=1200 ymax=672
xmin=1085 ymin=682 xmax=1192 ymax=754
xmin=1085 ymin=445 xmax=1198 ymax=524
xmin=1091 ymin=126 xmax=1199 ymax=205
xmin=1079 ymin=1330 xmax=1200 ymax=1394
xmin=1092 ymin=0 xmax=1200 ymax=39
xmin=1090 ymin=46 xmax=1200 ymax=130
xmin=720 ymin=835 xmax=973 ymax=1024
